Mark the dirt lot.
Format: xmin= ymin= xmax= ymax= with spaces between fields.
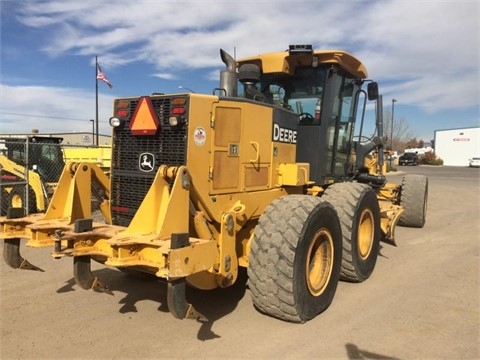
xmin=1 ymin=166 xmax=479 ymax=359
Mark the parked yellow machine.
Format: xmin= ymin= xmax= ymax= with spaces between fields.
xmin=0 ymin=45 xmax=427 ymax=322
xmin=0 ymin=136 xmax=65 ymax=215
xmin=0 ymin=157 xmax=47 ymax=214
xmin=1 ymin=136 xmax=111 ymax=215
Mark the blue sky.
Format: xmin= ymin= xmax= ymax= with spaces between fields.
xmin=1 ymin=0 xmax=478 ymax=142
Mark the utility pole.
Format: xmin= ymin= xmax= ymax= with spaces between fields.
xmin=95 ymin=56 xmax=99 ymax=146
xmin=390 ymin=98 xmax=397 ymax=167
xmin=90 ymin=119 xmax=95 ymax=145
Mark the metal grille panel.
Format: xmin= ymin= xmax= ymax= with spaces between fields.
xmin=110 ymin=97 xmax=188 ymax=227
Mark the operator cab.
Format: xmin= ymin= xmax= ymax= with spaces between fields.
xmin=236 ymin=45 xmax=379 ymax=185
xmin=3 ymin=136 xmax=65 ymax=182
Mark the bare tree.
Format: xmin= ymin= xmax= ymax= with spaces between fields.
xmin=383 ymin=109 xmax=414 ymax=153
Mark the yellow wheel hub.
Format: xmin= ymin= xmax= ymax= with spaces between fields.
xmin=11 ymin=194 xmax=23 ymax=208
xmin=358 ymin=209 xmax=374 ymax=259
xmin=306 ymin=228 xmax=334 ymax=296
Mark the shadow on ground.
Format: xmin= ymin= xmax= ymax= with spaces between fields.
xmin=56 ymin=265 xmax=248 ymax=341
xmin=345 ymin=343 xmax=400 ymax=360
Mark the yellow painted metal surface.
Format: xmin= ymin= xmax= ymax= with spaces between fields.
xmin=277 ymin=163 xmax=310 ymax=186
xmin=378 ymin=201 xmax=404 ymax=242
xmin=41 ymin=162 xmax=110 ymax=223
xmin=237 ymin=50 xmax=368 ymax=79
xmin=63 ymin=146 xmax=111 ymax=172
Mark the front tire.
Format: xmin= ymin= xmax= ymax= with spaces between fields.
xmin=398 ymin=174 xmax=428 ymax=228
xmin=248 ymin=195 xmax=342 ymax=323
xmin=322 ymin=182 xmax=381 ymax=283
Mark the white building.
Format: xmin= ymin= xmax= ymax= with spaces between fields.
xmin=1 ymin=132 xmax=111 ymax=146
xmin=434 ymin=127 xmax=480 ymax=166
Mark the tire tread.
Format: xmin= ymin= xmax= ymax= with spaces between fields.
xmin=248 ymin=195 xmax=322 ymax=322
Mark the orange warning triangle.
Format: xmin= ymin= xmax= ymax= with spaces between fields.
xmin=129 ymin=96 xmax=159 ymax=135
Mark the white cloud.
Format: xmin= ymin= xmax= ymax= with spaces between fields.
xmin=0 ymin=84 xmax=114 ymax=134
xmin=151 ymin=73 xmax=176 ymax=81
xmin=2 ymin=0 xmax=479 ymax=131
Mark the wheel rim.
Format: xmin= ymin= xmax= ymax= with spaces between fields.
xmin=358 ymin=209 xmax=374 ymax=259
xmin=11 ymin=194 xmax=23 ymax=208
xmin=306 ymin=227 xmax=334 ymax=296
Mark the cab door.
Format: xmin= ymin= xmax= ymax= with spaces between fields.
xmin=323 ymin=72 xmax=358 ymax=179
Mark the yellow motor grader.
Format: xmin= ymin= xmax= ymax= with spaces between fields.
xmin=0 ymin=45 xmax=428 ymax=323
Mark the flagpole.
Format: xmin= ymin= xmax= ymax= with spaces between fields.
xmin=95 ymin=55 xmax=99 ymax=146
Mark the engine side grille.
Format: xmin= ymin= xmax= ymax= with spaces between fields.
xmin=110 ymin=96 xmax=188 ymax=227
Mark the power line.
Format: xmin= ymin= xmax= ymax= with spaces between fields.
xmin=0 ymin=111 xmax=102 ymax=122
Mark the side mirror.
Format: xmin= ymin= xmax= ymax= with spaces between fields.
xmin=367 ymin=82 xmax=379 ymax=101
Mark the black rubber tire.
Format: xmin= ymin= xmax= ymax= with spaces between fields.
xmin=322 ymin=182 xmax=381 ymax=283
xmin=248 ymin=195 xmax=342 ymax=323
xmin=8 ymin=186 xmax=37 ymax=214
xmin=398 ymin=174 xmax=428 ymax=228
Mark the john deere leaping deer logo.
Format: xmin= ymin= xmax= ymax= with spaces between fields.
xmin=139 ymin=152 xmax=155 ymax=172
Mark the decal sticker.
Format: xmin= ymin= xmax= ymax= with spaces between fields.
xmin=273 ymin=123 xmax=297 ymax=144
xmin=139 ymin=152 xmax=155 ymax=172
xmin=194 ymin=126 xmax=206 ymax=146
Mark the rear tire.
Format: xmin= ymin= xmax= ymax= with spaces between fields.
xmin=248 ymin=195 xmax=342 ymax=323
xmin=398 ymin=174 xmax=428 ymax=228
xmin=322 ymin=182 xmax=381 ymax=282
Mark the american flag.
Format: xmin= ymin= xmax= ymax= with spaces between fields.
xmin=96 ymin=64 xmax=113 ymax=88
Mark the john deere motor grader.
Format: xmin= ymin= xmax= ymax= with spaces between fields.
xmin=0 ymin=45 xmax=428 ymax=323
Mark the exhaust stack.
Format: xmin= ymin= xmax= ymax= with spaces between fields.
xmin=219 ymin=49 xmax=237 ymax=97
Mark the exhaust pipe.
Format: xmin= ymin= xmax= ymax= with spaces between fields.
xmin=219 ymin=49 xmax=237 ymax=97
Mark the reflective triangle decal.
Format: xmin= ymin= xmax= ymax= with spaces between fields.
xmin=129 ymin=97 xmax=159 ymax=135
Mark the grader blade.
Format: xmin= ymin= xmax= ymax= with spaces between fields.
xmin=167 ymin=278 xmax=206 ymax=321
xmin=73 ymin=256 xmax=113 ymax=295
xmin=3 ymin=238 xmax=44 ymax=272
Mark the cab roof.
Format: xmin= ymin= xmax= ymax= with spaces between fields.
xmin=237 ymin=49 xmax=368 ymax=80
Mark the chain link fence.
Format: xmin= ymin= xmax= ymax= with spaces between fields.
xmin=1 ymin=136 xmax=110 ymax=217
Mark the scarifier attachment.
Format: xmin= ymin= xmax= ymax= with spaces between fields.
xmin=166 ymin=233 xmax=206 ymax=321
xmin=73 ymin=255 xmax=113 ymax=295
xmin=167 ymin=279 xmax=206 ymax=321
xmin=3 ymin=238 xmax=44 ymax=272
xmin=2 ymin=209 xmax=44 ymax=271
xmin=1 ymin=161 xmax=111 ymax=273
